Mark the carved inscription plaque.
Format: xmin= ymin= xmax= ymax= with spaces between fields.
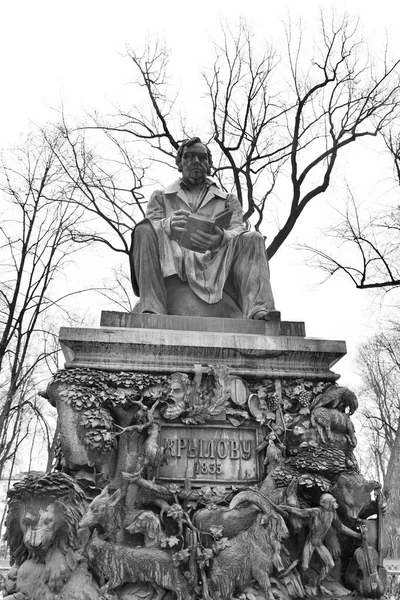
xmin=157 ymin=423 xmax=261 ymax=486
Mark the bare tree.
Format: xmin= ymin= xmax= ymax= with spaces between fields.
xmin=356 ymin=334 xmax=400 ymax=481
xmin=44 ymin=122 xmax=150 ymax=292
xmin=356 ymin=332 xmax=400 ymax=556
xmin=58 ymin=13 xmax=400 ymax=273
xmin=98 ymin=266 xmax=138 ymax=313
xmin=304 ymin=102 xmax=400 ymax=291
xmin=0 ymin=129 xmax=86 ymax=478
xmin=305 ymin=181 xmax=400 ymax=289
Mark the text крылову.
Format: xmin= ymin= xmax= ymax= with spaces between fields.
xmin=162 ymin=437 xmax=253 ymax=460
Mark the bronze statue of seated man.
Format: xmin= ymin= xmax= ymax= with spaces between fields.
xmin=131 ymin=137 xmax=278 ymax=320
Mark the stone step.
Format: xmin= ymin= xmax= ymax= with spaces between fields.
xmin=100 ymin=311 xmax=306 ymax=337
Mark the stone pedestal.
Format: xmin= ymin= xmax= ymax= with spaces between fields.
xmin=56 ymin=313 xmax=347 ymax=487
xmin=4 ymin=312 xmax=386 ymax=600
xmin=54 ymin=313 xmax=350 ymax=493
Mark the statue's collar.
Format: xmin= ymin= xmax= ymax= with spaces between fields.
xmin=164 ymin=178 xmax=228 ymax=199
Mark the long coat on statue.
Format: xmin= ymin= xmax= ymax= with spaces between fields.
xmin=138 ymin=178 xmax=246 ymax=304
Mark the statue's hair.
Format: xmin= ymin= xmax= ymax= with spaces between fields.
xmin=170 ymin=372 xmax=190 ymax=386
xmin=320 ymin=493 xmax=336 ymax=507
xmin=175 ymin=137 xmax=213 ymax=173
xmin=5 ymin=472 xmax=87 ymax=566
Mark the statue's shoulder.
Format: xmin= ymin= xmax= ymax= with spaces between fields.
xmin=149 ymin=188 xmax=166 ymax=201
xmin=148 ymin=186 xmax=173 ymax=209
xmin=163 ymin=180 xmax=181 ymax=196
xmin=204 ymin=178 xmax=229 ymax=200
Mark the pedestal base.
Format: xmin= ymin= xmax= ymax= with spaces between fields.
xmin=5 ymin=313 xmax=383 ymax=600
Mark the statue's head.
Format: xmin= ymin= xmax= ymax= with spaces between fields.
xmin=162 ymin=372 xmax=191 ymax=420
xmin=5 ymin=472 xmax=87 ymax=566
xmin=169 ymin=372 xmax=190 ymax=404
xmin=176 ymin=137 xmax=213 ymax=186
xmin=320 ymin=493 xmax=338 ymax=510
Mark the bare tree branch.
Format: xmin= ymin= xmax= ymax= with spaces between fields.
xmin=0 ymin=129 xmax=86 ymax=477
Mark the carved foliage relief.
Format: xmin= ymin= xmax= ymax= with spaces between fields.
xmin=3 ymin=367 xmax=385 ymax=600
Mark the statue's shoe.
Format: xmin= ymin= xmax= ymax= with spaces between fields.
xmin=252 ymin=310 xmax=281 ymax=321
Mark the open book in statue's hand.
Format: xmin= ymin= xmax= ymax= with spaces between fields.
xmin=178 ymin=208 xmax=233 ymax=252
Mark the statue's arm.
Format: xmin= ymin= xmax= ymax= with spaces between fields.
xmin=146 ymin=190 xmax=175 ymax=238
xmin=220 ymin=193 xmax=247 ymax=247
xmin=279 ymin=504 xmax=312 ymax=518
xmin=332 ymin=516 xmax=361 ymax=539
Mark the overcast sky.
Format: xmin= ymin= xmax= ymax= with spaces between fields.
xmin=2 ymin=0 xmax=400 ymax=390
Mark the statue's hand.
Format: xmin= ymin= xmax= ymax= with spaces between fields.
xmin=171 ymin=209 xmax=190 ymax=234
xmin=190 ymin=227 xmax=223 ymax=252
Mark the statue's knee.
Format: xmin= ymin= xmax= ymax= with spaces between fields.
xmin=134 ymin=220 xmax=157 ymax=246
xmin=135 ymin=220 xmax=154 ymax=238
xmin=241 ymin=230 xmax=265 ymax=247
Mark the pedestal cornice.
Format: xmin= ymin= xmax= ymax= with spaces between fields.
xmin=59 ymin=315 xmax=347 ymax=380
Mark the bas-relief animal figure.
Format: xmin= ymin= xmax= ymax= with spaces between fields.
xmin=194 ymin=478 xmax=302 ymax=542
xmin=124 ymin=511 xmax=163 ymax=548
xmin=193 ymin=480 xmax=303 ymax=599
xmin=79 ymin=487 xmax=123 ymax=543
xmin=3 ymin=473 xmax=99 ymax=600
xmin=80 ymin=479 xmax=296 ymax=600
xmin=78 ymin=480 xmax=170 ymax=546
xmin=332 ymin=472 xmax=381 ymax=524
xmin=311 ymin=407 xmax=357 ymax=447
xmin=86 ymin=531 xmax=194 ymax=600
xmin=207 ymin=491 xmax=289 ymax=600
xmin=311 ymin=385 xmax=358 ymax=414
xmin=209 ymin=512 xmax=288 ymax=600
xmin=79 ymin=486 xmax=163 ymax=549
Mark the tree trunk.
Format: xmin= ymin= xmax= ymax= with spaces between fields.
xmin=384 ymin=421 xmax=400 ymax=557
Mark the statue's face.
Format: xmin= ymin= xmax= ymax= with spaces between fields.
xmin=320 ymin=494 xmax=338 ymax=510
xmin=180 ymin=142 xmax=210 ymax=186
xmin=20 ymin=499 xmax=64 ymax=555
xmin=169 ymin=379 xmax=186 ymax=405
